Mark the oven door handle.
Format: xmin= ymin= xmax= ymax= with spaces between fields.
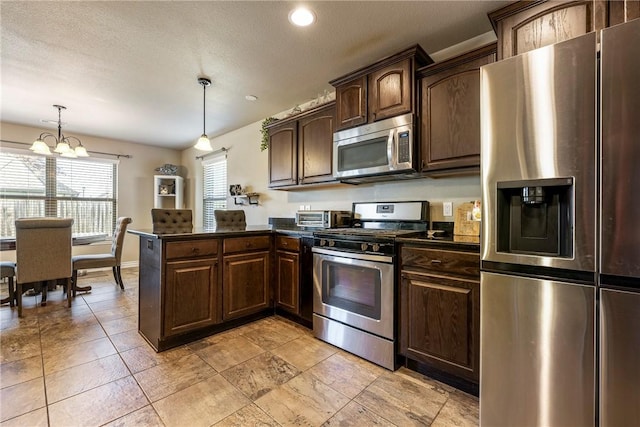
xmin=312 ymin=247 xmax=393 ymax=264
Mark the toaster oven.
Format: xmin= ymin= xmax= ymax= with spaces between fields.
xmin=295 ymin=210 xmax=352 ymax=228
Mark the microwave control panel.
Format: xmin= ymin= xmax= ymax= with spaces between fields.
xmin=397 ymin=131 xmax=411 ymax=163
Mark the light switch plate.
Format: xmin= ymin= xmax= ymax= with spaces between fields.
xmin=443 ymin=202 xmax=453 ymax=217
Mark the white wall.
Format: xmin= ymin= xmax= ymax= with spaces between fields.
xmin=1 ymin=122 xmax=182 ymax=265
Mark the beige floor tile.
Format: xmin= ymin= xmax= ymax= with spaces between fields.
xmin=153 ymin=375 xmax=250 ymax=427
xmin=42 ymin=336 xmax=117 ymax=374
xmin=109 ymin=329 xmax=148 ymax=352
xmin=221 ymin=352 xmax=300 ymax=401
xmin=0 ymin=311 xmax=39 ymax=332
xmin=0 ymin=377 xmax=45 ymax=422
xmin=40 ymin=322 xmax=108 ymax=351
xmin=45 ymin=353 xmax=130 ymax=403
xmin=120 ymin=343 xmax=192 ymax=374
xmin=431 ymin=391 xmax=479 ymax=427
xmin=0 ymin=407 xmax=48 ymax=427
xmin=134 ymin=352 xmax=217 ymax=402
xmin=307 ymin=352 xmax=383 ymax=399
xmin=271 ymin=335 xmax=337 ymax=371
xmin=0 ymin=355 xmax=42 ymax=389
xmin=196 ymin=335 xmax=265 ymax=372
xmin=100 ymin=313 xmax=138 ymax=335
xmin=255 ymin=371 xmax=350 ymax=426
xmin=48 ymin=376 xmax=148 ymax=427
xmin=87 ymin=297 xmax=137 ymax=313
xmin=240 ymin=317 xmax=304 ymax=350
xmin=102 ymin=404 xmax=165 ymax=427
xmin=93 ymin=305 xmax=137 ymax=323
xmin=322 ymin=401 xmax=395 ymax=426
xmin=0 ymin=326 xmax=41 ymax=364
xmin=355 ymin=371 xmax=448 ymax=425
xmin=214 ymin=403 xmax=279 ymax=427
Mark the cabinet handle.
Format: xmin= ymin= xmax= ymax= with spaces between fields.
xmin=431 ymin=259 xmax=442 ymax=264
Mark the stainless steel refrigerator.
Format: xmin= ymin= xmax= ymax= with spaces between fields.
xmin=479 ymin=18 xmax=640 ymax=427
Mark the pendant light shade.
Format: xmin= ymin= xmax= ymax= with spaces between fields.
xmin=194 ymin=77 xmax=213 ymax=151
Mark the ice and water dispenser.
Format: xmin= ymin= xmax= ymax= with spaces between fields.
xmin=496 ymin=178 xmax=574 ymax=257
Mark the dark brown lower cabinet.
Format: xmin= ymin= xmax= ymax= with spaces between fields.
xmin=223 ymin=250 xmax=270 ymax=320
xmin=400 ymin=244 xmax=480 ymax=385
xmin=164 ymin=258 xmax=219 ymax=336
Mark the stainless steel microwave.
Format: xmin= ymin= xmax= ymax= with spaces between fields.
xmin=333 ymin=113 xmax=415 ymax=180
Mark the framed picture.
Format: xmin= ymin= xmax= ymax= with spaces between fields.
xmin=159 ymin=184 xmax=169 ymax=195
xmin=229 ymin=184 xmax=242 ymax=196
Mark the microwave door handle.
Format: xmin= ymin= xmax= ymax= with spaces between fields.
xmin=387 ymin=129 xmax=396 ymax=168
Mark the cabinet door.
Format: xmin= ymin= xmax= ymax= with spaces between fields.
xmin=400 ymin=274 xmax=480 ymax=382
xmin=298 ymin=104 xmax=336 ymax=184
xmin=368 ymin=58 xmax=412 ymax=122
xmin=489 ymin=0 xmax=609 ymax=59
xmin=420 ymin=45 xmax=496 ymax=172
xmin=164 ymin=258 xmax=219 ymax=336
xmin=275 ymin=250 xmax=299 ymax=314
xmin=335 ymin=76 xmax=367 ymax=130
xmin=223 ymin=251 xmax=270 ymax=320
xmin=268 ymin=121 xmax=297 ymax=187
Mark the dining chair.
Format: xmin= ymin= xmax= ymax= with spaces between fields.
xmin=71 ymin=217 xmax=133 ymax=296
xmin=214 ymin=209 xmax=246 ymax=229
xmin=151 ymin=208 xmax=193 ymax=233
xmin=0 ymin=261 xmax=16 ymax=307
xmin=15 ymin=217 xmax=73 ymax=317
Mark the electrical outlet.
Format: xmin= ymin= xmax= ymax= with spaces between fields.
xmin=299 ymin=205 xmax=305 ymax=211
xmin=304 ymin=205 xmax=311 ymax=211
xmin=443 ymin=202 xmax=453 ymax=217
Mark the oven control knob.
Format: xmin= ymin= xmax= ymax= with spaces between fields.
xmin=372 ymin=243 xmax=380 ymax=252
xmin=328 ymin=240 xmax=335 ymax=247
xmin=320 ymin=239 xmax=326 ymax=246
xmin=361 ymin=243 xmax=369 ymax=251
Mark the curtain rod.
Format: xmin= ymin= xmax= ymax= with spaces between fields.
xmin=0 ymin=139 xmax=132 ymax=159
xmin=195 ymin=146 xmax=228 ymax=160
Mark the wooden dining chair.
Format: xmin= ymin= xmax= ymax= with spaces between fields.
xmin=71 ymin=217 xmax=133 ymax=296
xmin=15 ymin=217 xmax=74 ymax=317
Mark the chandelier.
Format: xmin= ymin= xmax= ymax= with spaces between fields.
xmin=194 ymin=77 xmax=213 ymax=151
xmin=30 ymin=105 xmax=89 ymax=157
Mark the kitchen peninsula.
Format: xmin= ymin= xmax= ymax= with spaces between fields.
xmin=128 ymin=226 xmax=276 ymax=351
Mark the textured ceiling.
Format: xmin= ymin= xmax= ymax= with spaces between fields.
xmin=1 ymin=1 xmax=504 ymax=150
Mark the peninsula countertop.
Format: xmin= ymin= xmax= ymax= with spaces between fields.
xmin=127 ymin=225 xmax=274 ymax=240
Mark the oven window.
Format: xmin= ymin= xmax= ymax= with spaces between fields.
xmin=322 ymin=261 xmax=382 ymax=320
xmin=337 ymin=137 xmax=389 ymax=172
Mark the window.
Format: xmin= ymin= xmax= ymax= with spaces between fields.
xmin=202 ymin=155 xmax=227 ymax=228
xmin=0 ymin=150 xmax=118 ymax=239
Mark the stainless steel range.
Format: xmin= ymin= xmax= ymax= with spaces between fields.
xmin=312 ymin=201 xmax=429 ymax=370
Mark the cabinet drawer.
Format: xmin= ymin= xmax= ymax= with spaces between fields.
xmin=276 ymin=235 xmax=301 ymax=252
xmin=401 ymin=246 xmax=479 ymax=279
xmin=165 ymin=239 xmax=218 ymax=260
xmin=223 ymin=235 xmax=271 ymax=254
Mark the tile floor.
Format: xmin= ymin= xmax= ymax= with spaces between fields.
xmin=0 ymin=268 xmax=479 ymax=426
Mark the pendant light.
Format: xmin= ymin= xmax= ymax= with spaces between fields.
xmin=30 ymin=105 xmax=90 ymax=157
xmin=194 ymin=77 xmax=213 ymax=151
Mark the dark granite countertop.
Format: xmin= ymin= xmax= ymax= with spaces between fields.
xmin=127 ymin=225 xmax=274 ymax=239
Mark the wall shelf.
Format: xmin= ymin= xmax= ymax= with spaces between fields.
xmin=233 ymin=193 xmax=260 ymax=206
xmin=154 ymin=175 xmax=184 ymax=208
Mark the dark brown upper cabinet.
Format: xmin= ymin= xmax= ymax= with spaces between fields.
xmin=488 ymin=0 xmax=610 ymax=60
xmin=330 ymin=45 xmax=432 ymax=131
xmin=418 ymin=43 xmax=497 ymax=175
xmin=267 ymin=102 xmax=336 ymax=189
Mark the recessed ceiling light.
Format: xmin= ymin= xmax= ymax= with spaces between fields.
xmin=245 ymin=95 xmax=258 ymax=101
xmin=289 ymin=7 xmax=315 ymax=27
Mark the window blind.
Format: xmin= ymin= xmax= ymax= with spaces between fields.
xmin=0 ymin=150 xmax=118 ymax=238
xmin=202 ymin=155 xmax=227 ymax=229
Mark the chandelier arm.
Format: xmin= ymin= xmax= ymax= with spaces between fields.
xmin=38 ymin=132 xmax=59 ymax=143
